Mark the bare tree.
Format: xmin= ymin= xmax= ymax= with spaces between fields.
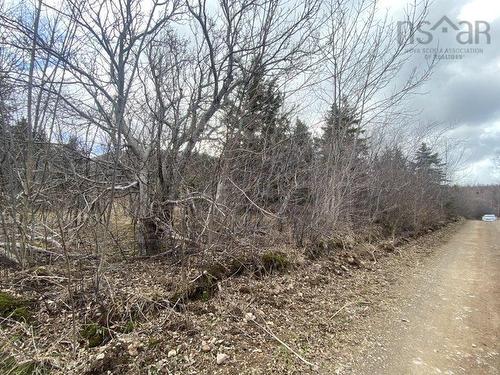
xmin=301 ymin=0 xmax=433 ymax=239
xmin=1 ymin=0 xmax=321 ymax=255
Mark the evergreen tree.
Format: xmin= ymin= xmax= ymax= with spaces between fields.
xmin=319 ymin=97 xmax=366 ymax=161
xmin=222 ymin=68 xmax=291 ymax=206
xmin=225 ymin=68 xmax=289 ymax=153
xmin=414 ymin=143 xmax=446 ymax=184
xmin=292 ymin=119 xmax=314 ymax=164
xmin=288 ymin=118 xmax=314 ymax=206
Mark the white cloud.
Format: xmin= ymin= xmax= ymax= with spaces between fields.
xmin=459 ymin=0 xmax=500 ymax=23
xmin=378 ymin=0 xmax=405 ymax=10
xmin=481 ymin=121 xmax=500 ymax=138
xmin=459 ymin=157 xmax=498 ymax=184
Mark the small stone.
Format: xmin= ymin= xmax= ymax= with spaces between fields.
xmin=216 ymin=352 xmax=229 ymax=365
xmin=168 ymin=349 xmax=177 ymax=358
xmin=127 ymin=341 xmax=142 ymax=357
xmin=128 ymin=345 xmax=139 ymax=357
xmin=156 ymin=359 xmax=166 ymax=367
xmin=96 ymin=353 xmax=105 ymax=360
xmin=472 ymin=343 xmax=477 ymax=348
xmin=201 ymin=341 xmax=211 ymax=352
xmin=244 ymin=312 xmax=256 ymax=322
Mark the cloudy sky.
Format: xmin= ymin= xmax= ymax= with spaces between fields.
xmin=381 ymin=0 xmax=500 ymax=184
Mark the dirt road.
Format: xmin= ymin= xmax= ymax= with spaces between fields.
xmin=352 ymin=220 xmax=500 ymax=374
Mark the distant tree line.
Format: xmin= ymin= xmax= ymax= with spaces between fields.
xmin=449 ymin=185 xmax=500 ymax=219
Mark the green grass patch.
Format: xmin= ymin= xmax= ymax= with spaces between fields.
xmin=0 ymin=352 xmax=49 ymax=375
xmin=80 ymin=323 xmax=110 ymax=348
xmin=0 ymin=292 xmax=32 ymax=323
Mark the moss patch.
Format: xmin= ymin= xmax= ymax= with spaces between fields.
xmin=188 ymin=273 xmax=219 ymax=302
xmin=261 ymin=251 xmax=290 ymax=273
xmin=305 ymin=240 xmax=329 ymax=260
xmin=306 ymin=235 xmax=356 ymax=260
xmin=169 ymin=253 xmax=290 ymax=306
xmin=170 ymin=270 xmax=221 ymax=305
xmin=0 ymin=292 xmax=31 ymax=322
xmin=147 ymin=337 xmax=162 ymax=349
xmin=80 ymin=323 xmax=110 ymax=348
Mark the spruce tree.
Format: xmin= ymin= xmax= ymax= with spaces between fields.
xmin=222 ymin=68 xmax=291 ymax=206
xmin=414 ymin=143 xmax=446 ymax=184
xmin=319 ymin=97 xmax=366 ymax=161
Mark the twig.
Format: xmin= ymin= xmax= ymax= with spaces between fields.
xmin=329 ymin=300 xmax=372 ymax=321
xmin=252 ymin=318 xmax=318 ymax=370
xmin=227 ymin=177 xmax=281 ymax=219
xmin=329 ymin=302 xmax=353 ymax=320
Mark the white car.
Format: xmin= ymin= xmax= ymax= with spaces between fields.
xmin=482 ymin=214 xmax=497 ymax=222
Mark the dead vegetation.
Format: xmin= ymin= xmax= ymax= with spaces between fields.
xmin=0 ymin=220 xmax=461 ymax=374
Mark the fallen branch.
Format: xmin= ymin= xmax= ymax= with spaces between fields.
xmin=0 ymin=242 xmax=62 ymax=258
xmin=252 ymin=318 xmax=318 ymax=370
xmin=0 ymin=242 xmax=95 ymax=262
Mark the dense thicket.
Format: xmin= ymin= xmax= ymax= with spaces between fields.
xmin=0 ymin=0 xmax=456 ymax=267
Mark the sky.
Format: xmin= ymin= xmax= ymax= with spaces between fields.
xmin=379 ymin=0 xmax=500 ymax=184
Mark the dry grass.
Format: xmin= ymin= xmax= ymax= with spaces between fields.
xmin=0 ymin=220 xmax=463 ymax=374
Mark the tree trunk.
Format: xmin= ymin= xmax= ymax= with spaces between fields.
xmin=138 ymin=217 xmax=163 ymax=255
xmin=137 ymin=169 xmax=174 ymax=256
xmin=137 ymin=170 xmax=161 ymax=255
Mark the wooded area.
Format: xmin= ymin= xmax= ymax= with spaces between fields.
xmin=0 ymin=0 xmax=453 ymax=264
xmin=0 ymin=0 xmax=497 ymax=373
